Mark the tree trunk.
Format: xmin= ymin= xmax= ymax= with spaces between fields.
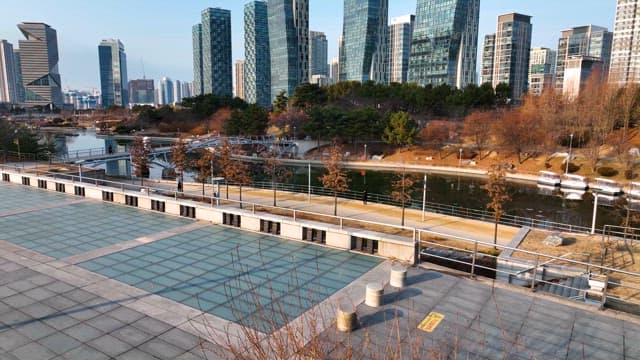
xmin=333 ymin=191 xmax=338 ymax=216
xmin=272 ymin=177 xmax=277 ymax=207
xmin=401 ymin=202 xmax=406 ymax=226
xmin=239 ymin=184 xmax=243 ymax=209
xmin=493 ymin=217 xmax=499 ymax=249
xmin=226 ymin=183 xmax=229 ymax=199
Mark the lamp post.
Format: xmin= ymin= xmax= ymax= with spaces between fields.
xmin=422 ymin=173 xmax=427 ymax=222
xmin=78 ymin=161 xmax=83 ymax=183
xmin=364 ymin=144 xmax=367 ymax=161
xmin=565 ymin=133 xmax=574 ymax=174
xmin=458 ymin=148 xmax=463 ymax=168
xmin=591 ymin=192 xmax=599 ymax=235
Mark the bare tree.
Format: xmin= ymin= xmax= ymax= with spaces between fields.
xmin=483 ymin=163 xmax=511 ymax=248
xmin=130 ymin=135 xmax=151 ymax=186
xmin=391 ymin=168 xmax=415 ymax=226
xmin=263 ymin=151 xmax=293 ymax=206
xmin=171 ymin=136 xmax=189 ymax=186
xmin=217 ymin=137 xmax=252 ymax=208
xmin=462 ymin=111 xmax=495 ymax=159
xmin=320 ymin=143 xmax=349 ymax=216
xmin=192 ymin=149 xmax=214 ymax=197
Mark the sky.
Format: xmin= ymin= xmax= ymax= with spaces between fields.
xmin=0 ymin=0 xmax=617 ymax=91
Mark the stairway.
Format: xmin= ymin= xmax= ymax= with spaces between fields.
xmin=536 ymin=274 xmax=590 ymax=300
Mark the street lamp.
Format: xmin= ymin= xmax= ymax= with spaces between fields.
xmin=565 ymin=133 xmax=574 ymax=174
xmin=364 ymin=144 xmax=367 ymax=161
xmin=591 ymin=192 xmax=599 ymax=235
xmin=458 ymin=148 xmax=463 ymax=168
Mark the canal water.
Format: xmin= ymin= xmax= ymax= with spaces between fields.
xmin=47 ymin=129 xmax=624 ymax=229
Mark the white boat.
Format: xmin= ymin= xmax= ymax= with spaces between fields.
xmin=537 ymin=171 xmax=561 ymax=186
xmin=590 ymin=178 xmax=622 ymax=195
xmin=561 ymin=174 xmax=589 ymax=190
xmin=560 ymin=188 xmax=586 ymax=201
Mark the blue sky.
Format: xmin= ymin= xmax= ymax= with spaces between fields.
xmin=0 ymin=0 xmax=616 ymax=90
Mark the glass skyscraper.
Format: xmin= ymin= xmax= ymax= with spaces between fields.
xmin=340 ymin=0 xmax=388 ymax=83
xmin=245 ymin=1 xmax=271 ymax=107
xmin=194 ymin=7 xmax=232 ymax=97
xmin=388 ymin=15 xmax=414 ymax=83
xmin=408 ymin=0 xmax=479 ymax=88
xmin=268 ymin=0 xmax=309 ymax=100
xmin=98 ymin=39 xmax=128 ymax=108
xmin=310 ymin=31 xmax=328 ymax=77
xmin=555 ymin=25 xmax=612 ymax=91
xmin=0 ymin=40 xmax=18 ymax=104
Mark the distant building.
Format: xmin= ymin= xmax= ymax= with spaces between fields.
xmin=310 ymin=74 xmax=329 ymax=87
xmin=173 ymin=80 xmax=183 ymax=105
xmin=563 ymin=56 xmax=603 ymax=99
xmin=128 ymin=79 xmax=154 ymax=106
xmin=485 ymin=13 xmax=532 ymax=101
xmin=310 ymin=31 xmax=328 ymax=77
xmin=610 ymin=0 xmax=640 ymax=84
xmin=244 ymin=0 xmax=271 ymax=107
xmin=98 ymin=39 xmax=128 ymax=108
xmin=13 ymin=49 xmax=24 ymax=103
xmin=408 ymin=0 xmax=479 ymax=88
xmin=529 ymin=47 xmax=556 ymax=96
xmin=388 ymin=15 xmax=414 ymax=84
xmin=64 ymin=89 xmax=99 ymax=110
xmin=17 ymin=22 xmax=63 ymax=108
xmin=0 ymin=40 xmax=18 ymax=104
xmin=235 ymin=60 xmax=245 ymax=99
xmin=193 ymin=7 xmax=232 ymax=97
xmin=330 ymin=56 xmax=339 ymax=84
xmin=480 ymin=34 xmax=496 ymax=85
xmin=181 ymin=81 xmax=192 ymax=100
xmin=268 ymin=0 xmax=309 ymax=100
xmin=340 ymin=0 xmax=388 ymax=83
xmin=556 ymin=25 xmax=612 ymax=92
xmin=157 ymin=77 xmax=174 ymax=106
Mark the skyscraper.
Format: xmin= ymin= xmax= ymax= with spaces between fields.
xmin=388 ymin=15 xmax=414 ymax=84
xmin=12 ymin=50 xmax=24 ymax=103
xmin=245 ymin=0 xmax=271 ymax=107
xmin=128 ymin=79 xmax=154 ymax=106
xmin=235 ymin=60 xmax=245 ymax=99
xmin=268 ymin=0 xmax=309 ymax=100
xmin=330 ymin=56 xmax=340 ymax=84
xmin=199 ymin=7 xmax=232 ymax=97
xmin=480 ymin=34 xmax=496 ymax=85
xmin=98 ymin=39 xmax=128 ymax=108
xmin=173 ymin=80 xmax=183 ymax=104
xmin=610 ymin=0 xmax=640 ymax=84
xmin=17 ymin=22 xmax=63 ymax=108
xmin=408 ymin=0 xmax=479 ymax=88
xmin=157 ymin=77 xmax=174 ymax=106
xmin=310 ymin=31 xmax=328 ymax=77
xmin=529 ymin=47 xmax=556 ymax=96
xmin=563 ymin=56 xmax=603 ymax=99
xmin=192 ymin=24 xmax=203 ymax=96
xmin=555 ymin=25 xmax=612 ymax=91
xmin=0 ymin=40 xmax=18 ymax=104
xmin=340 ymin=0 xmax=388 ymax=83
xmin=488 ymin=13 xmax=532 ymax=101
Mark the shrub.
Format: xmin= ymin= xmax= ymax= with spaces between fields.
xmin=565 ymin=162 xmax=580 ymax=173
xmin=459 ymin=148 xmax=477 ymax=160
xmin=625 ymin=169 xmax=635 ymax=180
xmin=597 ymin=167 xmax=618 ymax=177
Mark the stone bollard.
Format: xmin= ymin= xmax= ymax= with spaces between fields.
xmin=336 ymin=302 xmax=357 ymax=332
xmin=390 ymin=264 xmax=408 ymax=288
xmin=365 ymin=282 xmax=383 ymax=307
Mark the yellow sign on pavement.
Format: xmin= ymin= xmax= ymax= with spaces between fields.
xmin=417 ymin=312 xmax=445 ymax=333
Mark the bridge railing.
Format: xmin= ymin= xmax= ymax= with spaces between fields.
xmin=61 ymin=147 xmax=110 ymax=160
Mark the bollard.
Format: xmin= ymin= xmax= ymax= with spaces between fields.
xmin=390 ymin=265 xmax=407 ymax=288
xmin=336 ymin=302 xmax=357 ymax=332
xmin=365 ymin=283 xmax=383 ymax=307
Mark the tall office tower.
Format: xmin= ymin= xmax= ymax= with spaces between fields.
xmin=12 ymin=50 xmax=24 ymax=103
xmin=173 ymin=80 xmax=183 ymax=104
xmin=529 ymin=47 xmax=556 ymax=96
xmin=200 ymin=7 xmax=232 ymax=97
xmin=98 ymin=39 xmax=128 ymax=108
xmin=564 ymin=56 xmax=603 ymax=98
xmin=330 ymin=56 xmax=340 ymax=84
xmin=388 ymin=15 xmax=414 ymax=83
xmin=491 ymin=13 xmax=532 ymax=101
xmin=480 ymin=34 xmax=496 ymax=84
xmin=192 ymin=24 xmax=203 ymax=96
xmin=0 ymin=40 xmax=18 ymax=104
xmin=17 ymin=22 xmax=63 ymax=108
xmin=128 ymin=79 xmax=154 ymax=106
xmin=181 ymin=81 xmax=192 ymax=99
xmin=555 ymin=25 xmax=612 ymax=91
xmin=310 ymin=31 xmax=328 ymax=77
xmin=158 ymin=77 xmax=174 ymax=106
xmin=340 ymin=0 xmax=388 ymax=83
xmin=610 ymin=0 xmax=640 ymax=84
xmin=245 ymin=1 xmax=270 ymax=106
xmin=235 ymin=60 xmax=245 ymax=99
xmin=408 ymin=0 xmax=479 ymax=88
xmin=268 ymin=0 xmax=309 ymax=100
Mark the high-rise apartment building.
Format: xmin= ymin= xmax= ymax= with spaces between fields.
xmin=330 ymin=56 xmax=340 ymax=84
xmin=408 ymin=0 xmax=479 ymax=88
xmin=268 ymin=0 xmax=309 ymax=100
xmin=181 ymin=81 xmax=192 ymax=100
xmin=195 ymin=7 xmax=232 ymax=97
xmin=564 ymin=56 xmax=603 ymax=98
xmin=556 ymin=25 xmax=612 ymax=91
xmin=340 ymin=0 xmax=388 ymax=83
xmin=310 ymin=31 xmax=328 ymax=77
xmin=486 ymin=13 xmax=532 ymax=101
xmin=245 ymin=0 xmax=271 ymax=107
xmin=610 ymin=0 xmax=640 ymax=84
xmin=17 ymin=22 xmax=63 ymax=108
xmin=157 ymin=77 xmax=174 ymax=106
xmin=529 ymin=47 xmax=556 ymax=96
xmin=192 ymin=24 xmax=203 ymax=96
xmin=480 ymin=34 xmax=496 ymax=85
xmin=0 ymin=40 xmax=18 ymax=104
xmin=388 ymin=15 xmax=414 ymax=83
xmin=98 ymin=39 xmax=128 ymax=108
xmin=128 ymin=79 xmax=154 ymax=106
xmin=235 ymin=60 xmax=245 ymax=99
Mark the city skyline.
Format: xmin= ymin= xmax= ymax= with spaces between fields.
xmin=0 ymin=0 xmax=616 ymax=90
